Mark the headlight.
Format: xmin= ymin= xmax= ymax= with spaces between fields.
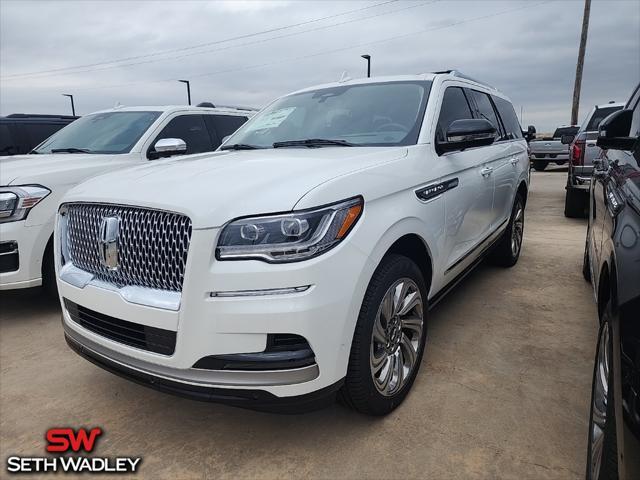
xmin=0 ymin=185 xmax=50 ymax=223
xmin=216 ymin=196 xmax=363 ymax=262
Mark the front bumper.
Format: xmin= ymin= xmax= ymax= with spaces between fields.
xmin=0 ymin=220 xmax=51 ymax=290
xmin=57 ymin=226 xmax=374 ymax=403
xmin=64 ymin=332 xmax=342 ymax=412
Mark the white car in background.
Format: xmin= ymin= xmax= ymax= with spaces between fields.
xmin=0 ymin=105 xmax=253 ymax=293
xmin=57 ymin=71 xmax=529 ymax=415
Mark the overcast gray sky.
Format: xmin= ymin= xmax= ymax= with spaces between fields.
xmin=1 ymin=0 xmax=639 ymax=131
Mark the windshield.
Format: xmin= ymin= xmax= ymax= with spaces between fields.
xmin=34 ymin=111 xmax=161 ymax=154
xmin=225 ymin=81 xmax=431 ymax=148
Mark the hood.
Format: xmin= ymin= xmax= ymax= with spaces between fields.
xmin=0 ymin=153 xmax=137 ymax=187
xmin=63 ymin=147 xmax=408 ymax=228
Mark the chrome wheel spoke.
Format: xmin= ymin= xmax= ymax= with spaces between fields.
xmin=401 ymin=316 xmax=422 ymax=336
xmin=392 ymin=281 xmax=409 ymax=316
xmin=400 ymin=333 xmax=417 ymax=370
xmin=397 ymin=290 xmax=419 ymax=316
xmin=372 ymin=315 xmax=387 ymax=344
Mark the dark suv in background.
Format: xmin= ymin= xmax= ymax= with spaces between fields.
xmin=0 ymin=113 xmax=77 ymax=156
xmin=563 ymin=102 xmax=625 ymax=217
xmin=583 ymin=84 xmax=640 ymax=480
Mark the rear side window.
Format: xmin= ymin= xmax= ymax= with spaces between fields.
xmin=436 ymin=87 xmax=473 ymax=144
xmin=469 ymin=90 xmax=502 ymax=138
xmin=152 ymin=115 xmax=213 ymax=155
xmin=212 ymin=115 xmax=248 ymax=140
xmin=492 ymin=96 xmax=523 ymax=140
xmin=586 ymin=106 xmax=623 ymax=132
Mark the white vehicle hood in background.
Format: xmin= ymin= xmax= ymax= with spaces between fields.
xmin=0 ymin=153 xmax=137 ymax=186
xmin=64 ymin=147 xmax=408 ymax=228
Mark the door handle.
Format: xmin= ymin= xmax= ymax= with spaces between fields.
xmin=480 ymin=167 xmax=493 ymax=177
xmin=510 ymin=157 xmax=519 ymax=165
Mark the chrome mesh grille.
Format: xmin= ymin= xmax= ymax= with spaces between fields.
xmin=65 ymin=203 xmax=192 ymax=292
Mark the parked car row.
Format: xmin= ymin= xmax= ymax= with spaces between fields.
xmin=1 ymin=71 xmax=637 ymax=479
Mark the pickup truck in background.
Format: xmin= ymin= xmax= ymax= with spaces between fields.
xmin=528 ymin=125 xmax=579 ymax=171
xmin=562 ymin=101 xmax=625 ymax=217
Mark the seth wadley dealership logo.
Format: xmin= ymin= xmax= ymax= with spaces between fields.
xmin=5 ymin=428 xmax=142 ymax=474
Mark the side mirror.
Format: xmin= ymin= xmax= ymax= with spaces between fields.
xmin=440 ymin=119 xmax=496 ymax=153
xmin=561 ymin=134 xmax=575 ymax=145
xmin=523 ymin=125 xmax=536 ymax=142
xmin=151 ymin=138 xmax=187 ymax=159
xmin=596 ymin=109 xmax=636 ymax=151
xmin=221 ymin=135 xmax=231 ymax=144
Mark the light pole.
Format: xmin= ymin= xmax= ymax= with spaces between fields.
xmin=178 ymin=80 xmax=191 ymax=105
xmin=361 ymin=55 xmax=371 ymax=78
xmin=62 ymin=94 xmax=76 ymax=116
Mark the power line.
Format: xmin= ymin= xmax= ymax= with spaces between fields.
xmin=1 ymin=0 xmax=400 ymax=80
xmin=2 ymin=0 xmax=436 ymax=81
xmin=67 ymin=0 xmax=552 ymax=94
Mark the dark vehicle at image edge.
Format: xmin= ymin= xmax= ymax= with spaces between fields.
xmin=0 ymin=114 xmax=77 ymax=156
xmin=583 ymin=83 xmax=640 ymax=480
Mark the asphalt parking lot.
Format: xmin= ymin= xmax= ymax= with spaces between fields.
xmin=0 ymin=168 xmax=598 ymax=480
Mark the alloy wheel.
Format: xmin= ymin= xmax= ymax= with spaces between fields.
xmin=590 ymin=322 xmax=611 ymax=479
xmin=369 ymin=278 xmax=424 ymax=396
xmin=511 ymin=202 xmax=524 ymax=257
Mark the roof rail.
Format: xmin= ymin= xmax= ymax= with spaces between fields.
xmin=196 ymin=102 xmax=258 ymax=111
xmin=5 ymin=113 xmax=78 ymax=119
xmin=432 ymin=70 xmax=496 ymax=90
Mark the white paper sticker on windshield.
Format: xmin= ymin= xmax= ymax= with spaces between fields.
xmin=247 ymin=107 xmax=296 ymax=131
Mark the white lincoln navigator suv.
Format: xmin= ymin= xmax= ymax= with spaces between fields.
xmin=0 ymin=105 xmax=251 ymax=293
xmin=56 ymin=71 xmax=529 ymax=414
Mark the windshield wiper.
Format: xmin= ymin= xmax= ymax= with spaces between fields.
xmin=51 ymin=147 xmax=93 ymax=154
xmin=220 ymin=143 xmax=262 ymax=151
xmin=273 ymin=138 xmax=354 ymax=148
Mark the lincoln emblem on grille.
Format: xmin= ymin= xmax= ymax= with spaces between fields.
xmin=98 ymin=216 xmax=120 ymax=270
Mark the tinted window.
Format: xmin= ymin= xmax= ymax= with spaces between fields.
xmin=36 ymin=111 xmax=161 ymax=154
xmin=25 ymin=123 xmax=65 ymax=147
xmin=469 ymin=90 xmax=502 ymax=138
xmin=153 ymin=115 xmax=213 ymax=155
xmin=586 ymin=106 xmax=622 ymax=132
xmin=436 ymin=87 xmax=473 ymax=144
xmin=492 ymin=96 xmax=523 ymax=139
xmin=226 ymin=81 xmax=431 ymax=148
xmin=211 ymin=115 xmax=248 ymax=140
xmin=552 ymin=126 xmax=579 ymax=138
xmin=0 ymin=123 xmax=14 ymax=155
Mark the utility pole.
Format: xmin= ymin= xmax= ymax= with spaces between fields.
xmin=178 ymin=80 xmax=191 ymax=105
xmin=62 ymin=94 xmax=76 ymax=116
xmin=571 ymin=0 xmax=591 ymax=125
xmin=361 ymin=55 xmax=371 ymax=78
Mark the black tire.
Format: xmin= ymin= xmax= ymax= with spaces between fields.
xmin=339 ymin=254 xmax=428 ymax=415
xmin=564 ymin=186 xmax=587 ymax=218
xmin=555 ymin=161 xmax=565 ymax=166
xmin=42 ymin=239 xmax=58 ymax=298
xmin=583 ymin=235 xmax=592 ymax=283
xmin=532 ymin=160 xmax=548 ymax=171
xmin=490 ymin=193 xmax=525 ymax=267
xmin=586 ymin=302 xmax=618 ymax=480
